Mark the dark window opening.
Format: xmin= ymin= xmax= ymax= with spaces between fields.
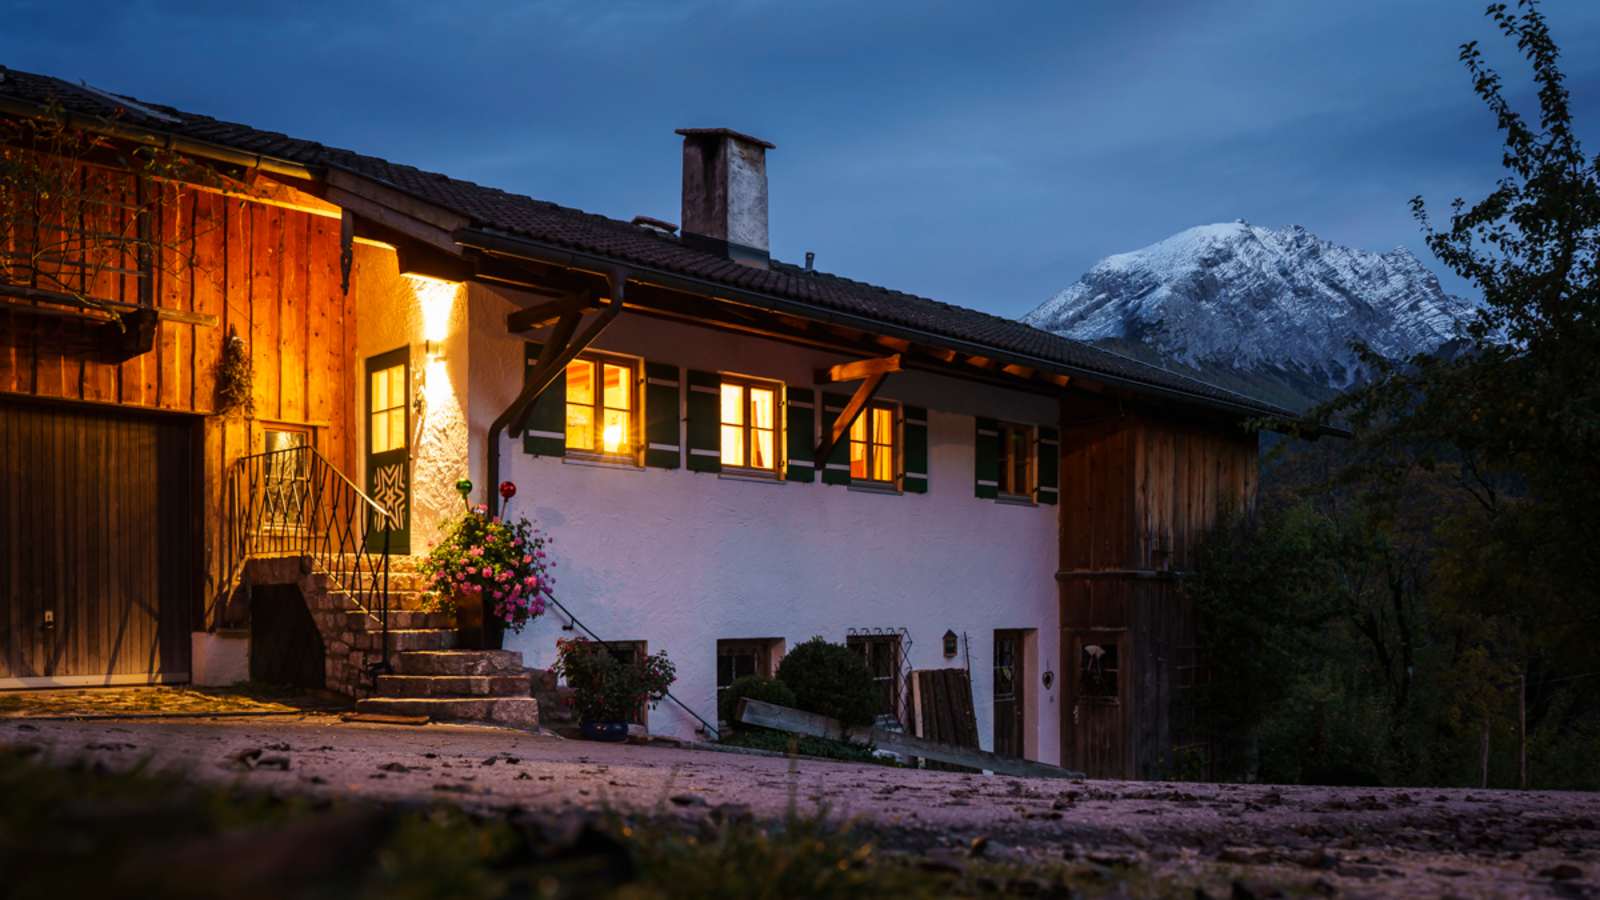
xmin=847 ymin=633 xmax=903 ymax=723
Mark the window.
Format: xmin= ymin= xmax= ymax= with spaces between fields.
xmin=996 ymin=422 xmax=1034 ymax=498
xmin=603 ymin=640 xmax=649 ymax=725
xmin=716 ymin=638 xmax=781 ymax=703
xmin=368 ymin=363 xmax=407 ymax=454
xmin=848 ymin=402 xmax=897 ymax=483
xmin=719 ymin=377 xmax=781 ymax=472
xmin=566 ymin=355 xmax=640 ymax=459
xmin=262 ymin=427 xmax=311 ymax=532
xmin=1079 ymin=642 xmax=1119 ymax=701
xmin=847 ymin=633 xmax=902 ymax=723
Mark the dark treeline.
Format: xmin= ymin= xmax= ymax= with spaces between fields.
xmin=1186 ymin=2 xmax=1600 ymax=790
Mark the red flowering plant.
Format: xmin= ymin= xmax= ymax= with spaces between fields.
xmin=552 ymin=638 xmax=677 ymax=724
xmin=418 ymin=480 xmax=555 ymax=632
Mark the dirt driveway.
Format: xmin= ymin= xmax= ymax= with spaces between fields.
xmin=3 ymin=715 xmax=1595 ymax=898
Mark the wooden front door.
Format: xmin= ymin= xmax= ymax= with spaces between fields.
xmin=993 ymin=630 xmax=1026 ymax=758
xmin=364 ymin=347 xmax=410 ymax=554
xmin=1065 ymin=629 xmax=1129 ymax=777
xmin=1 ymin=400 xmax=197 ymax=686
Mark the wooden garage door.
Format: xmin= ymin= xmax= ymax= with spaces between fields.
xmin=1 ymin=401 xmax=198 ymax=686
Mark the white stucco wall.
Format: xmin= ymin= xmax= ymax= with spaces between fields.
xmin=465 ymin=283 xmax=1063 ymax=764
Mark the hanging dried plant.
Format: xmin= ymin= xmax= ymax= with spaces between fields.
xmin=216 ymin=326 xmax=254 ymax=417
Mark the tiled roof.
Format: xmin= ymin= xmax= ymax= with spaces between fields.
xmin=0 ymin=64 xmax=1295 ymax=418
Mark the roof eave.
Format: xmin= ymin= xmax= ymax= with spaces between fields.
xmin=455 ymin=226 xmax=1296 ymax=423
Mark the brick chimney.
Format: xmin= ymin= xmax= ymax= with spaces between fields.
xmin=676 ymin=128 xmax=774 ymax=269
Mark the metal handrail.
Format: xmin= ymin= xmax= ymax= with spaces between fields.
xmin=214 ymin=445 xmax=396 ymax=681
xmin=546 ymin=594 xmax=720 ymax=741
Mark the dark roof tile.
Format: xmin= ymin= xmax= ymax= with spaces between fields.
xmin=0 ymin=63 xmax=1292 ymax=417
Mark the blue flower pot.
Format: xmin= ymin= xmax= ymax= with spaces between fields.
xmin=580 ymin=720 xmax=629 ymax=743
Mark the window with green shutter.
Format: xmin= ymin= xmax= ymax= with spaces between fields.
xmin=996 ymin=422 xmax=1035 ymax=500
xmin=644 ymin=362 xmax=681 ymax=469
xmin=685 ymin=369 xmax=722 ymax=473
xmin=974 ymin=417 xmax=1000 ymax=498
xmin=785 ymin=386 xmax=815 ymax=483
xmin=1036 ymin=425 xmax=1059 ymax=505
xmin=521 ymin=342 xmax=566 ymax=457
xmin=820 ymin=393 xmax=852 ymax=485
xmin=902 ymin=405 xmax=928 ymax=493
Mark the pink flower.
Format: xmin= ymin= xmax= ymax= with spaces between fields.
xmin=469 ymin=547 xmax=484 ymax=558
xmin=464 ymin=566 xmax=476 ymax=576
xmin=522 ymin=555 xmax=533 ymax=565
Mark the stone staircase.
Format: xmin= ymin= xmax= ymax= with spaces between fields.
xmin=298 ymin=556 xmax=460 ymax=697
xmin=355 ymin=650 xmax=540 ymax=729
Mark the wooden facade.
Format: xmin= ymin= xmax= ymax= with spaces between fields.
xmin=1057 ymin=398 xmax=1259 ymax=778
xmin=0 ymin=156 xmax=359 ymax=684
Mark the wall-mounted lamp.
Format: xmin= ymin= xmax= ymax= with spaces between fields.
xmin=942 ymin=630 xmax=959 ymax=658
xmin=405 ymin=273 xmax=459 ymax=361
xmin=1042 ymin=670 xmax=1054 ymax=690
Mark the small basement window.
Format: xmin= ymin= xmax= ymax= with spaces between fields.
xmin=716 ymin=638 xmax=782 ymax=696
xmin=847 ymin=632 xmax=903 ymax=724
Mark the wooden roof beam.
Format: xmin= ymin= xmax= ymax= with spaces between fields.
xmin=815 ymin=353 xmax=901 ymax=385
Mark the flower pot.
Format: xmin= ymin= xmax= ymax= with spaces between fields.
xmin=579 ymin=720 xmax=630 ymax=743
xmin=455 ymin=592 xmax=505 ymax=651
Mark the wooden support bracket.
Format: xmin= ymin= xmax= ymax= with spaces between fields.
xmin=814 ymin=352 xmax=900 ymax=385
xmin=506 ymin=292 xmax=596 ymax=334
xmin=815 ymin=368 xmax=889 ymax=465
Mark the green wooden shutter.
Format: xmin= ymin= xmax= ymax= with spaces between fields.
xmin=820 ymin=392 xmax=851 ymax=485
xmin=522 ymin=342 xmax=566 ymax=457
xmin=902 ymin=405 xmax=928 ymax=494
xmin=785 ymin=386 xmax=815 ymax=483
xmin=644 ymin=361 xmax=681 ymax=469
xmin=1035 ymin=425 xmax=1059 ymax=505
xmin=685 ymin=369 xmax=721 ymax=473
xmin=974 ymin=417 xmax=999 ymax=499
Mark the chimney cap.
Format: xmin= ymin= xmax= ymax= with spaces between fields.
xmin=675 ymin=127 xmax=776 ymax=150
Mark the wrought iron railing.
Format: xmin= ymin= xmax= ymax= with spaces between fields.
xmin=215 ymin=445 xmax=396 ymax=678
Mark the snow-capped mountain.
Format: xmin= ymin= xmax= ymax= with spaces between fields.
xmin=1023 ymin=221 xmax=1477 ymax=409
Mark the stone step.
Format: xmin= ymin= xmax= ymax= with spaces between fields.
xmin=396 ymin=649 xmax=524 ymax=676
xmin=376 ymin=673 xmax=532 ymax=698
xmin=326 ymin=590 xmax=436 ymax=614
xmin=354 ymin=696 xmax=539 ymax=729
xmin=352 ymin=629 xmax=457 ymax=652
xmin=345 ymin=610 xmax=454 ymax=631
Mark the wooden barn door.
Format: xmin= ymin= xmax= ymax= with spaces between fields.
xmin=1065 ymin=629 xmax=1129 ymax=777
xmin=1 ymin=400 xmax=198 ymax=686
xmin=364 ymin=347 xmax=410 ymax=554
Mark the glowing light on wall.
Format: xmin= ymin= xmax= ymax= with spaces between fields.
xmin=405 ymin=273 xmax=460 ymax=358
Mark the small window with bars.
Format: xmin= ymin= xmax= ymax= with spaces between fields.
xmin=847 ymin=633 xmax=903 ymax=723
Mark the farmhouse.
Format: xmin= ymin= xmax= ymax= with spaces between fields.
xmin=0 ymin=66 xmax=1291 ymax=777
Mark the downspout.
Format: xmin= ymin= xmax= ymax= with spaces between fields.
xmin=485 ymin=271 xmax=625 ymax=515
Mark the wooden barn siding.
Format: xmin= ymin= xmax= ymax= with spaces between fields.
xmin=0 ymin=167 xmax=358 ymax=616
xmin=1058 ymin=400 xmax=1258 ymax=777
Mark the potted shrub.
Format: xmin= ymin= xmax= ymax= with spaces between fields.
xmin=552 ymin=638 xmax=677 ymax=742
xmin=419 ymin=480 xmax=553 ymax=649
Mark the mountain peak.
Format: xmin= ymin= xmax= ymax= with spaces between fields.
xmin=1023 ymin=223 xmax=1478 ymax=407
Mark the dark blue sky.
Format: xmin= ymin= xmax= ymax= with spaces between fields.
xmin=7 ymin=1 xmax=1598 ymax=316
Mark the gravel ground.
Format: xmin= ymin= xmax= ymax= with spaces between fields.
xmin=3 ymin=715 xmax=1596 ymax=898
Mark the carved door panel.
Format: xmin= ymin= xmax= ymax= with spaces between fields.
xmin=364 ymin=347 xmax=410 ymax=554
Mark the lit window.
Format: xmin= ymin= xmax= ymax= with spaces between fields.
xmin=996 ymin=423 xmax=1034 ymax=498
xmin=369 ymin=364 xmax=407 ymax=453
xmin=719 ymin=377 xmax=781 ymax=472
xmin=565 ymin=355 xmax=639 ymax=458
xmin=848 ymin=403 xmax=897 ymax=483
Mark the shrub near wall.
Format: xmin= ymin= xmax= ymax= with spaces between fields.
xmin=775 ymin=638 xmax=878 ymax=728
xmin=718 ymin=676 xmax=797 ymax=726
